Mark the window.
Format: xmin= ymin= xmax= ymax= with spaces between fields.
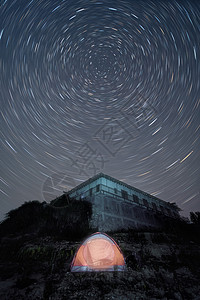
xmin=96 ymin=184 xmax=100 ymax=192
xmin=133 ymin=194 xmax=139 ymax=203
xmin=121 ymin=189 xmax=128 ymax=200
xmin=114 ymin=188 xmax=117 ymax=194
xmin=152 ymin=203 xmax=157 ymax=211
xmin=89 ymin=188 xmax=93 ymax=196
xmin=143 ymin=199 xmax=149 ymax=207
xmin=159 ymin=205 xmax=165 ymax=213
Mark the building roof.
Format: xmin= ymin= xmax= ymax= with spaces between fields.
xmin=65 ymin=172 xmax=175 ymax=209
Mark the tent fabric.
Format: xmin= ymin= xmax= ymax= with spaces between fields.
xmin=71 ymin=232 xmax=126 ymax=272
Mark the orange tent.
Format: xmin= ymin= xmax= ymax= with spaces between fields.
xmin=71 ymin=232 xmax=126 ymax=272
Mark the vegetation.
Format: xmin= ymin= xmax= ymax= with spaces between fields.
xmin=0 ymin=195 xmax=92 ymax=240
xmin=190 ymin=211 xmax=200 ymax=225
xmin=169 ymin=202 xmax=182 ymax=211
xmin=0 ymin=204 xmax=200 ymax=299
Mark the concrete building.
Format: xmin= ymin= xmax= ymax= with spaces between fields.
xmin=65 ymin=173 xmax=180 ymax=231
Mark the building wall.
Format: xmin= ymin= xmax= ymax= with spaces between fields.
xmin=86 ymin=194 xmax=163 ymax=231
xmin=69 ymin=178 xmax=179 ymax=216
xmin=67 ymin=176 xmax=179 ymax=231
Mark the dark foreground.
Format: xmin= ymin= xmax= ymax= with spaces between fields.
xmin=1 ymin=230 xmax=200 ymax=300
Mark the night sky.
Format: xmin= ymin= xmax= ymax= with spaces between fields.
xmin=0 ymin=0 xmax=200 ymax=221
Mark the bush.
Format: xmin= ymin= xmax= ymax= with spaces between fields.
xmin=0 ymin=197 xmax=93 ymax=240
xmin=190 ymin=212 xmax=200 ymax=225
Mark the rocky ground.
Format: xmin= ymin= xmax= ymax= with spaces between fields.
xmin=1 ymin=230 xmax=200 ymax=300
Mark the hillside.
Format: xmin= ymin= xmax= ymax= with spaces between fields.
xmin=0 ymin=198 xmax=200 ymax=299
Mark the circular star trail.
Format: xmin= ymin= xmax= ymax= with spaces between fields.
xmin=0 ymin=0 xmax=200 ymax=220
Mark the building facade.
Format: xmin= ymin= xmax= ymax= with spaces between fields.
xmin=65 ymin=173 xmax=180 ymax=231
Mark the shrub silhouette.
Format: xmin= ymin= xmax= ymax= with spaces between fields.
xmin=190 ymin=211 xmax=200 ymax=225
xmin=0 ymin=195 xmax=92 ymax=240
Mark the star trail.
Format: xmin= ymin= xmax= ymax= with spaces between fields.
xmin=0 ymin=0 xmax=200 ymax=220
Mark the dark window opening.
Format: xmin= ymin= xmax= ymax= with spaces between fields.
xmin=121 ymin=189 xmax=128 ymax=200
xmin=133 ymin=194 xmax=139 ymax=203
xmin=114 ymin=188 xmax=117 ymax=194
xmin=89 ymin=188 xmax=93 ymax=196
xmin=143 ymin=199 xmax=149 ymax=207
xmin=159 ymin=205 xmax=165 ymax=213
xmin=96 ymin=184 xmax=100 ymax=192
xmin=152 ymin=203 xmax=157 ymax=211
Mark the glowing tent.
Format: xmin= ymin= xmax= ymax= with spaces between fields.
xmin=71 ymin=232 xmax=126 ymax=272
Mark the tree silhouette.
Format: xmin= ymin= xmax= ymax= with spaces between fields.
xmin=190 ymin=212 xmax=200 ymax=225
